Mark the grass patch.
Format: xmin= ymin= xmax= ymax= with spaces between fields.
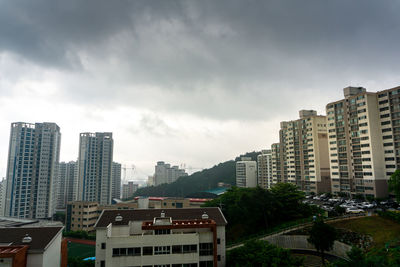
xmin=329 ymin=216 xmax=400 ymax=250
xmin=68 ymin=242 xmax=95 ymax=258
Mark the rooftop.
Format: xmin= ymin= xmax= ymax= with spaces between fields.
xmin=95 ymin=207 xmax=227 ymax=228
xmin=0 ymin=227 xmax=63 ymax=251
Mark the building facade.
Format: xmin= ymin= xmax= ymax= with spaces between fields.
xmin=0 ymin=226 xmax=64 ymax=267
xmin=112 ymin=162 xmax=122 ymax=200
xmin=5 ymin=122 xmax=61 ymax=219
xmin=95 ymin=208 xmax=227 ymax=267
xmin=257 ymin=150 xmax=273 ymax=189
xmin=277 ymin=110 xmax=331 ymax=194
xmin=326 ymin=86 xmax=400 ymax=198
xmin=235 ymin=157 xmax=257 ymax=188
xmin=77 ymin=132 xmax=114 ymax=205
xmin=271 ymin=143 xmax=286 ymax=185
xmin=57 ymin=161 xmax=78 ymax=210
xmin=154 ymin=161 xmax=188 ymax=186
xmin=122 ymin=182 xmax=138 ymax=199
xmin=0 ymin=178 xmax=6 ymax=216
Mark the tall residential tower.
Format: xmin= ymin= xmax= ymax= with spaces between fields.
xmin=77 ymin=132 xmax=113 ymax=205
xmin=272 ymin=110 xmax=331 ymax=194
xmin=5 ymin=122 xmax=61 ymax=219
xmin=57 ymin=161 xmax=78 ymax=209
xmin=326 ymin=86 xmax=400 ymax=198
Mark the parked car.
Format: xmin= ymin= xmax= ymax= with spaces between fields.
xmin=346 ymin=207 xmax=364 ymax=214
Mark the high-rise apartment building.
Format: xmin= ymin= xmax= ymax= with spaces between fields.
xmin=326 ymin=86 xmax=400 ymax=198
xmin=111 ymin=162 xmax=121 ymax=199
xmin=257 ymin=150 xmax=273 ymax=189
xmin=5 ymin=122 xmax=61 ymax=219
xmin=77 ymin=132 xmax=113 ymax=205
xmin=273 ymin=110 xmax=331 ymax=194
xmin=154 ymin=161 xmax=188 ymax=186
xmin=271 ymin=143 xmax=286 ymax=184
xmin=236 ymin=157 xmax=257 ymax=188
xmin=57 ymin=161 xmax=78 ymax=210
xmin=122 ymin=181 xmax=138 ymax=199
xmin=0 ymin=178 xmax=6 ymax=216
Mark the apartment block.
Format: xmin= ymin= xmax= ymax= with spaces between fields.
xmin=77 ymin=132 xmax=113 ymax=205
xmin=122 ymin=182 xmax=138 ymax=199
xmin=236 ymin=157 xmax=257 ymax=188
xmin=271 ymin=143 xmax=286 ymax=185
xmin=57 ymin=161 xmax=78 ymax=210
xmin=274 ymin=110 xmax=331 ymax=194
xmin=154 ymin=161 xmax=188 ymax=186
xmin=0 ymin=178 xmax=6 ymax=216
xmin=5 ymin=122 xmax=61 ymax=219
xmin=257 ymin=150 xmax=273 ymax=189
xmin=112 ymin=162 xmax=122 ymax=200
xmin=326 ymin=86 xmax=400 ymax=198
xmin=95 ymin=208 xmax=227 ymax=267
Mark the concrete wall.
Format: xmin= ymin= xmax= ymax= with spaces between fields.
xmin=264 ymin=235 xmax=351 ymax=259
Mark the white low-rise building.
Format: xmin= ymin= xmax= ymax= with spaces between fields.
xmin=0 ymin=226 xmax=64 ymax=267
xmin=94 ymin=208 xmax=227 ymax=267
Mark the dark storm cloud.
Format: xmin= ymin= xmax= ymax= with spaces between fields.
xmin=1 ymin=0 xmax=399 ymax=119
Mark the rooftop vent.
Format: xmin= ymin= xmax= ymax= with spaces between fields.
xmin=202 ymin=212 xmax=209 ymax=220
xmin=161 ymin=210 xmax=165 ymax=218
xmin=22 ymin=234 xmax=32 ymax=244
xmin=115 ymin=214 xmax=123 ymax=222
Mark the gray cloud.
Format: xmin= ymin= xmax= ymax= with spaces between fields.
xmin=1 ymin=0 xmax=399 ymax=121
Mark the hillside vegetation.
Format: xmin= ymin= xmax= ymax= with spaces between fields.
xmin=131 ymin=151 xmax=260 ymax=198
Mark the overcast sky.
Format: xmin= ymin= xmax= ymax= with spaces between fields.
xmin=0 ymin=0 xmax=399 ymax=183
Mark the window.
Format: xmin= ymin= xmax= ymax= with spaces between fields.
xmin=100 ymin=261 xmax=105 ymax=267
xmin=199 ymin=261 xmax=213 ymax=267
xmin=199 ymin=243 xmax=213 ymax=256
xmin=127 ymin=247 xmax=141 ymax=256
xmin=143 ymin=246 xmax=153 ymax=256
xmin=155 ymin=229 xmax=171 ymax=235
xmin=154 ymin=246 xmax=171 ymax=255
xmin=101 ymin=243 xmax=106 ymax=249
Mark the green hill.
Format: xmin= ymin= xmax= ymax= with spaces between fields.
xmin=131 ymin=151 xmax=260 ymax=198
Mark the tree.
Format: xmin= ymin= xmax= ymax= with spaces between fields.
xmin=308 ymin=219 xmax=337 ymax=266
xmin=227 ymin=239 xmax=303 ymax=267
xmin=388 ymin=170 xmax=400 ymax=202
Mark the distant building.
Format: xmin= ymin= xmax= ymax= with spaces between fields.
xmin=271 ymin=143 xmax=285 ymax=184
xmin=95 ymin=208 xmax=227 ymax=267
xmin=257 ymin=150 xmax=273 ymax=189
xmin=147 ymin=175 xmax=155 ymax=186
xmin=77 ymin=132 xmax=113 ymax=205
xmin=112 ymin=162 xmax=122 ymax=199
xmin=57 ymin=161 xmax=78 ymax=210
xmin=236 ymin=157 xmax=257 ymax=188
xmin=0 ymin=178 xmax=6 ymax=216
xmin=122 ymin=182 xmax=138 ymax=199
xmin=0 ymin=226 xmax=64 ymax=267
xmin=5 ymin=122 xmax=61 ymax=219
xmin=154 ymin=161 xmax=188 ymax=186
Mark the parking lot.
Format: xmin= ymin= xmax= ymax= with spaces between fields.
xmin=302 ymin=194 xmax=400 ymax=214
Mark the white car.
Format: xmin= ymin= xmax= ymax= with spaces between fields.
xmin=346 ymin=207 xmax=364 ymax=214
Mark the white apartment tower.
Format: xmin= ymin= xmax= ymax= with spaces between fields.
xmin=274 ymin=110 xmax=331 ymax=194
xmin=236 ymin=157 xmax=257 ymax=188
xmin=57 ymin=161 xmax=78 ymax=210
xmin=77 ymin=132 xmax=113 ymax=205
xmin=5 ymin=122 xmax=61 ymax=219
xmin=112 ymin=162 xmax=122 ymax=199
xmin=257 ymin=150 xmax=273 ymax=189
xmin=326 ymin=86 xmax=400 ymax=198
